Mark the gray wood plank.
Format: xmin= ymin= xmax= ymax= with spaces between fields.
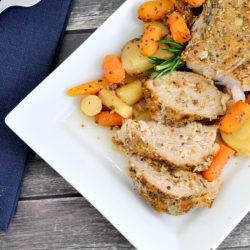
xmin=0 ymin=197 xmax=249 ymax=250
xmin=220 ymin=248 xmax=250 ymax=250
xmin=219 ymin=213 xmax=250 ymax=249
xmin=21 ymin=153 xmax=77 ymax=198
xmin=0 ymin=198 xmax=133 ymax=250
xmin=67 ymin=0 xmax=125 ymax=31
xmin=56 ymin=32 xmax=91 ymax=65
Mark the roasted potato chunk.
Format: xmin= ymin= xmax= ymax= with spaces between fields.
xmin=121 ymin=39 xmax=172 ymax=76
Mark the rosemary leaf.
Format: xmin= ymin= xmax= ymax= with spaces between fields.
xmin=157 ymin=39 xmax=185 ymax=49
xmin=158 ymin=55 xmax=177 ymax=66
xmin=145 ymin=67 xmax=155 ymax=74
xmin=154 ymin=67 xmax=172 ymax=79
xmin=148 ymin=57 xmax=166 ymax=65
xmin=148 ymin=56 xmax=165 ymax=62
xmin=162 ymin=47 xmax=182 ymax=53
xmin=170 ymin=56 xmax=182 ymax=72
xmin=155 ymin=61 xmax=174 ymax=71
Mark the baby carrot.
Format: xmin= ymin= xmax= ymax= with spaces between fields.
xmin=103 ymin=55 xmax=125 ymax=83
xmin=219 ymin=101 xmax=250 ymax=133
xmin=167 ymin=11 xmax=191 ymax=43
xmin=67 ymin=77 xmax=109 ymax=96
xmin=140 ymin=25 xmax=162 ymax=56
xmin=138 ymin=0 xmax=174 ymax=22
xmin=95 ymin=111 xmax=124 ymax=126
xmin=202 ymin=144 xmax=235 ymax=182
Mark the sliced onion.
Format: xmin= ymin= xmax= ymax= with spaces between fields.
xmin=214 ymin=78 xmax=246 ymax=102
xmin=228 ymin=84 xmax=246 ymax=102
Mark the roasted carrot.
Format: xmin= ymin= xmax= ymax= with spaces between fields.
xmin=184 ymin=0 xmax=205 ymax=8
xmin=95 ymin=111 xmax=124 ymax=126
xmin=161 ymin=0 xmax=175 ymax=12
xmin=67 ymin=77 xmax=109 ymax=96
xmin=103 ymin=55 xmax=126 ymax=83
xmin=219 ymin=100 xmax=250 ymax=133
xmin=202 ymin=144 xmax=235 ymax=182
xmin=140 ymin=25 xmax=162 ymax=56
xmin=138 ymin=0 xmax=174 ymax=22
xmin=247 ymin=94 xmax=250 ymax=105
xmin=167 ymin=11 xmax=191 ymax=43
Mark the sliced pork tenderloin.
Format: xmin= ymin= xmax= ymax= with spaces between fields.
xmin=128 ymin=154 xmax=223 ymax=215
xmin=182 ymin=0 xmax=250 ymax=100
xmin=114 ymin=119 xmax=219 ymax=172
xmin=144 ymin=72 xmax=229 ymax=124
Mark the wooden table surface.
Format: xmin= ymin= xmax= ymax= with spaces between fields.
xmin=1 ymin=1 xmax=250 ymax=249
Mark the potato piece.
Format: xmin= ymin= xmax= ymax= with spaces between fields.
xmin=221 ymin=118 xmax=250 ymax=156
xmin=116 ymin=80 xmax=143 ymax=105
xmin=99 ymin=89 xmax=133 ymax=118
xmin=232 ymin=118 xmax=250 ymax=141
xmin=121 ymin=39 xmax=150 ymax=76
xmin=80 ymin=95 xmax=102 ymax=117
xmin=144 ymin=21 xmax=170 ymax=37
xmin=221 ymin=132 xmax=250 ymax=156
xmin=121 ymin=39 xmax=173 ymax=76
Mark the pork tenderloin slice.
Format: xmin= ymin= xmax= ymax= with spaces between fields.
xmin=114 ymin=119 xmax=219 ymax=171
xmin=128 ymin=154 xmax=223 ymax=215
xmin=144 ymin=72 xmax=229 ymax=124
xmin=182 ymin=0 xmax=250 ymax=89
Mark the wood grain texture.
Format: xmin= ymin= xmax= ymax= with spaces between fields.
xmin=56 ymin=33 xmax=91 ymax=65
xmin=67 ymin=0 xmax=125 ymax=31
xmin=0 ymin=198 xmax=133 ymax=250
xmin=0 ymin=196 xmax=249 ymax=250
xmin=20 ymin=153 xmax=77 ymax=198
xmin=220 ymin=213 xmax=250 ymax=249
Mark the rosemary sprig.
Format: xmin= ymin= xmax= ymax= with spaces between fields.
xmin=162 ymin=47 xmax=183 ymax=53
xmin=148 ymin=56 xmax=166 ymax=65
xmin=157 ymin=39 xmax=185 ymax=49
xmin=146 ymin=39 xmax=186 ymax=79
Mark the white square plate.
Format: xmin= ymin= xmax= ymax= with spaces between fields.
xmin=5 ymin=0 xmax=250 ymax=249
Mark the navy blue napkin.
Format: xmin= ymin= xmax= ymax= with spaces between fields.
xmin=0 ymin=0 xmax=72 ymax=231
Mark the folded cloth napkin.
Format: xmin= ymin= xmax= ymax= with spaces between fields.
xmin=0 ymin=0 xmax=72 ymax=231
